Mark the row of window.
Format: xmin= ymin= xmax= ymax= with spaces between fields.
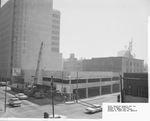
xmin=52 ymin=30 xmax=59 ymax=35
xmin=52 ymin=25 xmax=60 ymax=30
xmin=52 ymin=14 xmax=60 ymax=19
xmin=51 ymin=41 xmax=59 ymax=46
xmin=43 ymin=77 xmax=120 ymax=84
xmin=51 ymin=47 xmax=59 ymax=52
xmin=51 ymin=36 xmax=59 ymax=41
xmin=52 ymin=19 xmax=60 ymax=24
xmin=126 ymin=61 xmax=143 ymax=67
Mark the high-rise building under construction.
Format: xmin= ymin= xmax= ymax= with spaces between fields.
xmin=0 ymin=0 xmax=62 ymax=82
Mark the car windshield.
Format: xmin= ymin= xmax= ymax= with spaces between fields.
xmin=18 ymin=93 xmax=24 ymax=96
xmin=11 ymin=98 xmax=19 ymax=101
xmin=92 ymin=105 xmax=101 ymax=108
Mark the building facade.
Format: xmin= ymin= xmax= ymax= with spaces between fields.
xmin=82 ymin=57 xmax=144 ymax=74
xmin=122 ymin=73 xmax=148 ymax=102
xmin=0 ymin=0 xmax=62 ymax=82
xmin=63 ymin=54 xmax=83 ymax=71
xmin=42 ymin=71 xmax=120 ymax=99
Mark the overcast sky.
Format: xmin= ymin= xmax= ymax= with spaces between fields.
xmin=1 ymin=0 xmax=150 ymax=63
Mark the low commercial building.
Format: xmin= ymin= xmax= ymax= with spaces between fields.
xmin=42 ymin=71 xmax=120 ymax=99
xmin=83 ymin=57 xmax=144 ymax=75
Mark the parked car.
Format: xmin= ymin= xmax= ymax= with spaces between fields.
xmin=0 ymin=81 xmax=7 ymax=86
xmin=8 ymin=97 xmax=21 ymax=107
xmin=15 ymin=93 xmax=28 ymax=100
xmin=49 ymin=114 xmax=68 ymax=119
xmin=86 ymin=104 xmax=102 ymax=113
xmin=33 ymin=92 xmax=45 ymax=99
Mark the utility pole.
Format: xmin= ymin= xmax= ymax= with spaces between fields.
xmin=4 ymin=78 xmax=7 ymax=112
xmin=120 ymin=75 xmax=124 ymax=103
xmin=61 ymin=71 xmax=64 ymax=102
xmin=61 ymin=71 xmax=63 ymax=95
xmin=51 ymin=76 xmax=54 ymax=118
xmin=76 ymin=71 xmax=79 ymax=103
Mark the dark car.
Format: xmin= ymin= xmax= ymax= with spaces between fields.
xmin=33 ymin=92 xmax=45 ymax=99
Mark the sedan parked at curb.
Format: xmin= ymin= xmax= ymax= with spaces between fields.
xmin=8 ymin=97 xmax=21 ymax=107
xmin=15 ymin=93 xmax=28 ymax=100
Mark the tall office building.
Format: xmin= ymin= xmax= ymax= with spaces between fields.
xmin=0 ymin=0 xmax=62 ymax=81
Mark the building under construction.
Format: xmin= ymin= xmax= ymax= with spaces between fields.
xmin=0 ymin=0 xmax=62 ymax=84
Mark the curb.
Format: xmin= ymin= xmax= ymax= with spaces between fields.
xmin=64 ymin=92 xmax=120 ymax=104
xmin=65 ymin=101 xmax=76 ymax=104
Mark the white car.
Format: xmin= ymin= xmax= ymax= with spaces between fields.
xmin=86 ymin=104 xmax=102 ymax=113
xmin=49 ymin=114 xmax=68 ymax=119
xmin=8 ymin=97 xmax=21 ymax=107
xmin=15 ymin=93 xmax=28 ymax=100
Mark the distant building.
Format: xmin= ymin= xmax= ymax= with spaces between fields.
xmin=63 ymin=54 xmax=83 ymax=71
xmin=0 ymin=0 xmax=62 ymax=82
xmin=82 ymin=57 xmax=144 ymax=75
xmin=143 ymin=63 xmax=148 ymax=73
xmin=122 ymin=73 xmax=148 ymax=102
xmin=117 ymin=50 xmax=127 ymax=57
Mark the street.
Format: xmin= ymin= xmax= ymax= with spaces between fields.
xmin=0 ymin=87 xmax=119 ymax=119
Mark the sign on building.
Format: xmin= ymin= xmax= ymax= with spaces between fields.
xmin=12 ymin=68 xmax=21 ymax=76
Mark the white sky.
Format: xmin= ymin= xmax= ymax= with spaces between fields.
xmin=1 ymin=0 xmax=150 ymax=63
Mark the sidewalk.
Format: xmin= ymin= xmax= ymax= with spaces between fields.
xmin=65 ymin=92 xmax=120 ymax=104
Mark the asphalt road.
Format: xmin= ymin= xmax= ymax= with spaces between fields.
xmin=0 ymin=87 xmax=118 ymax=119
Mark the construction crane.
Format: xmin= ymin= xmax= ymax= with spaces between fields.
xmin=24 ymin=42 xmax=44 ymax=96
xmin=32 ymin=42 xmax=44 ymax=86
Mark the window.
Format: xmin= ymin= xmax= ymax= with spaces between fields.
xmin=52 ymin=19 xmax=60 ymax=24
xmin=63 ymin=80 xmax=69 ymax=84
xmin=101 ymin=78 xmax=111 ymax=82
xmin=52 ymin=25 xmax=60 ymax=30
xmin=88 ymin=78 xmax=100 ymax=83
xmin=43 ymin=77 xmax=51 ymax=82
xmin=52 ymin=30 xmax=59 ymax=35
xmin=78 ymin=79 xmax=86 ymax=83
xmin=71 ymin=80 xmax=77 ymax=84
xmin=51 ymin=47 xmax=59 ymax=52
xmin=51 ymin=36 xmax=59 ymax=41
xmin=51 ymin=41 xmax=59 ymax=46
xmin=112 ymin=77 xmax=119 ymax=80
xmin=52 ymin=14 xmax=60 ymax=19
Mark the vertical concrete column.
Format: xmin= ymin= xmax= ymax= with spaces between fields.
xmin=111 ymin=77 xmax=113 ymax=93
xmin=86 ymin=88 xmax=88 ymax=98
xmin=99 ymin=78 xmax=101 ymax=95
xmin=69 ymin=79 xmax=72 ymax=100
xmin=86 ymin=79 xmax=88 ymax=98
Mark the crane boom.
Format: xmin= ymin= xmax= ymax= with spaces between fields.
xmin=34 ymin=42 xmax=43 ymax=85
